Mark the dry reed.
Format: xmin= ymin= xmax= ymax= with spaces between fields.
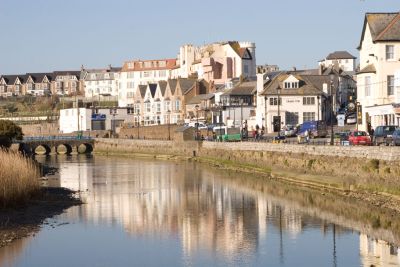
xmin=0 ymin=150 xmax=40 ymax=207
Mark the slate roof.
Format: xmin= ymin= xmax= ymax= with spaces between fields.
xmin=167 ymin=79 xmax=178 ymax=94
xmin=1 ymin=75 xmax=28 ymax=85
xmin=186 ymin=93 xmax=214 ymax=105
xmin=261 ymin=73 xmax=329 ymax=96
xmin=26 ymin=73 xmax=54 ymax=83
xmin=359 ymin=13 xmax=400 ymax=49
xmin=138 ymin=85 xmax=147 ymax=98
xmin=326 ymin=51 xmax=356 ymax=60
xmin=179 ymin=79 xmax=197 ymax=94
xmin=148 ymin=83 xmax=157 ymax=98
xmin=158 ymin=81 xmax=167 ymax=96
xmin=221 ymin=81 xmax=256 ymax=96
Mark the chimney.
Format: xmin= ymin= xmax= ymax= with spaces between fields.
xmin=292 ymin=66 xmax=297 ymax=71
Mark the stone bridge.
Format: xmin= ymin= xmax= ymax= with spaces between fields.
xmin=15 ymin=136 xmax=95 ymax=155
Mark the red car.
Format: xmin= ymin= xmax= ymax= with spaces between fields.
xmin=348 ymin=131 xmax=372 ymax=145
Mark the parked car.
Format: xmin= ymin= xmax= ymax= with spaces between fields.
xmin=373 ymin=125 xmax=397 ymax=146
xmin=346 ymin=113 xmax=357 ymax=124
xmin=334 ymin=131 xmax=350 ymax=141
xmin=391 ymin=128 xmax=400 ymax=146
xmin=280 ymin=125 xmax=298 ymax=137
xmin=348 ymin=131 xmax=371 ymax=145
xmin=297 ymin=121 xmax=327 ymax=138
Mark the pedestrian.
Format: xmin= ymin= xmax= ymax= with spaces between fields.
xmin=305 ymin=129 xmax=310 ymax=143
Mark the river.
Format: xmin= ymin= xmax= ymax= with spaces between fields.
xmin=0 ymin=155 xmax=399 ymax=267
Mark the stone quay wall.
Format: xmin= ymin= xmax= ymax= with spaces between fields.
xmin=94 ymin=139 xmax=400 ymax=187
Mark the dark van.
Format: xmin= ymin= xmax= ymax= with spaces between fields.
xmin=297 ymin=120 xmax=328 ymax=138
xmin=373 ymin=125 xmax=397 ymax=146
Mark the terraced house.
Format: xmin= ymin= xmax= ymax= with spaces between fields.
xmin=0 ymin=75 xmax=26 ymax=97
xmin=357 ymin=12 xmax=400 ymax=131
xmin=131 ymin=78 xmax=211 ymax=126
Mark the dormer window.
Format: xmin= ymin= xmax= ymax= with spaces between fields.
xmin=284 ymin=82 xmax=299 ymax=89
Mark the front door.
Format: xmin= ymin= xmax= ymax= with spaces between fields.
xmin=273 ymin=116 xmax=281 ymax=132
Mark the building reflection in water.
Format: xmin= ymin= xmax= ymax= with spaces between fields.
xmin=12 ymin=155 xmax=400 ymax=267
xmin=360 ymin=234 xmax=400 ymax=266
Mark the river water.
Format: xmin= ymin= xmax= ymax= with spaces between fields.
xmin=1 ymin=155 xmax=399 ymax=267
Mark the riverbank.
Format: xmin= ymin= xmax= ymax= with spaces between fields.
xmin=0 ymin=187 xmax=81 ymax=248
xmin=94 ymin=138 xmax=400 ymax=214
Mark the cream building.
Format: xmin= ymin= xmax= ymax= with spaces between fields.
xmin=357 ymin=12 xmax=400 ymax=131
xmin=81 ymin=66 xmax=121 ymax=99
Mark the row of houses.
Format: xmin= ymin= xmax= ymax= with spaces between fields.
xmin=7 ymin=12 xmax=400 ymax=133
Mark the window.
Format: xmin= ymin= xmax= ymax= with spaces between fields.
xmin=0 ymin=86 xmax=4 ymax=92
xmin=164 ymin=101 xmax=170 ymax=111
xmin=269 ymin=97 xmax=281 ymax=105
xmin=284 ymin=82 xmax=298 ymax=89
xmin=134 ymin=104 xmax=141 ymax=114
xmin=27 ymin=83 xmax=33 ymax=90
xmin=127 ymin=62 xmax=133 ymax=69
xmin=365 ymin=76 xmax=371 ymax=97
xmin=156 ymin=102 xmax=161 ymax=113
xmin=127 ymin=82 xmax=134 ymax=89
xmin=303 ymin=112 xmax=315 ymax=122
xmin=91 ymin=74 xmax=96 ymax=79
xmin=387 ymin=75 xmax=395 ymax=96
xmin=244 ymin=65 xmax=249 ymax=74
xmin=159 ymin=70 xmax=166 ymax=77
xmin=285 ymin=112 xmax=299 ymax=125
xmin=143 ymin=71 xmax=151 ymax=78
xmin=104 ymin=73 xmax=109 ymax=79
xmin=71 ymin=81 xmax=76 ymax=88
xmin=175 ymin=100 xmax=181 ymax=111
xmin=127 ymin=72 xmax=134 ymax=79
xmin=386 ymin=45 xmax=394 ymax=60
xmin=35 ymin=84 xmax=41 ymax=90
xmin=145 ymin=102 xmax=151 ymax=112
xmin=303 ymin=97 xmax=315 ymax=105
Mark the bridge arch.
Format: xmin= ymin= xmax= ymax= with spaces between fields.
xmin=34 ymin=144 xmax=52 ymax=155
xmin=56 ymin=144 xmax=73 ymax=155
xmin=77 ymin=143 xmax=94 ymax=154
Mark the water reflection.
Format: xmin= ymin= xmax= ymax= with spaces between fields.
xmin=2 ymin=155 xmax=400 ymax=267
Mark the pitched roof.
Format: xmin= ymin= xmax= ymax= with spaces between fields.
xmin=1 ymin=75 xmax=27 ymax=85
xmin=186 ymin=93 xmax=214 ymax=105
xmin=359 ymin=13 xmax=400 ymax=49
xmin=221 ymin=81 xmax=256 ymax=96
xmin=26 ymin=73 xmax=54 ymax=83
xmin=53 ymin=70 xmax=81 ymax=77
xmin=138 ymin=85 xmax=147 ymax=98
xmin=326 ymin=51 xmax=356 ymax=60
xmin=148 ymin=83 xmax=157 ymax=98
xmin=158 ymin=81 xmax=168 ymax=96
xmin=178 ymin=79 xmax=196 ymax=94
xmin=167 ymin=79 xmax=178 ymax=94
xmin=261 ymin=73 xmax=329 ymax=96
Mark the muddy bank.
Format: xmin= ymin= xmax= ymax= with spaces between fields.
xmin=0 ymin=187 xmax=81 ymax=248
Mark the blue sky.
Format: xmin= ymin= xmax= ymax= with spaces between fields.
xmin=0 ymin=0 xmax=398 ymax=74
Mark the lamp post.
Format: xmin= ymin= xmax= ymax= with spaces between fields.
xmin=240 ymin=99 xmax=244 ymax=140
xmin=195 ymin=104 xmax=199 ymax=140
xmin=329 ymin=70 xmax=336 ymax=145
xmin=167 ymin=109 xmax=171 ymax=140
xmin=277 ymin=85 xmax=281 ymax=136
xmin=111 ymin=107 xmax=117 ymax=138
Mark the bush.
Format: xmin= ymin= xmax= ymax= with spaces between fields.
xmin=0 ymin=120 xmax=23 ymax=148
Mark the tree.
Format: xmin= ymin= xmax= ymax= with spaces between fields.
xmin=0 ymin=120 xmax=23 ymax=148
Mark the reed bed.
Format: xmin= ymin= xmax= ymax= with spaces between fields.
xmin=0 ymin=150 xmax=40 ymax=207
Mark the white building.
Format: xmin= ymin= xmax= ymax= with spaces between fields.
xmin=81 ymin=66 xmax=121 ymax=99
xmin=59 ymin=107 xmax=134 ymax=133
xmin=118 ymin=59 xmax=177 ymax=107
xmin=260 ymin=72 xmax=330 ymax=133
xmin=357 ymin=12 xmax=400 ymax=131
xmin=319 ymin=51 xmax=357 ymax=73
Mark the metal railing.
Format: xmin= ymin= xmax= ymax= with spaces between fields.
xmin=21 ymin=136 xmax=93 ymax=142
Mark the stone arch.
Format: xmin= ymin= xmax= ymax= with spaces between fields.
xmin=34 ymin=144 xmax=52 ymax=155
xmin=77 ymin=143 xmax=93 ymax=154
xmin=56 ymin=144 xmax=73 ymax=155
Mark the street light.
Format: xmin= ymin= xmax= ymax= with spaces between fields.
xmin=277 ymin=84 xmax=281 ymax=136
xmin=195 ymin=104 xmax=199 ymax=140
xmin=167 ymin=109 xmax=171 ymax=140
xmin=219 ymin=101 xmax=223 ymax=141
xmin=329 ymin=69 xmax=336 ymax=145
